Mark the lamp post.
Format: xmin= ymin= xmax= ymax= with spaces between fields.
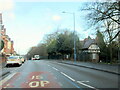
xmin=62 ymin=11 xmax=76 ymax=62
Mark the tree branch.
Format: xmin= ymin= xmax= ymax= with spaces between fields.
xmin=110 ymin=31 xmax=120 ymax=42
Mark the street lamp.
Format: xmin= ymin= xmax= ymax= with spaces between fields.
xmin=62 ymin=11 xmax=76 ymax=62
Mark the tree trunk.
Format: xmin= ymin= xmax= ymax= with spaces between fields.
xmin=118 ymin=33 xmax=120 ymax=63
xmin=109 ymin=43 xmax=113 ymax=63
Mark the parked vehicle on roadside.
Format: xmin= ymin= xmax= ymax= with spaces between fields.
xmin=6 ymin=56 xmax=22 ymax=67
xmin=19 ymin=56 xmax=25 ymax=63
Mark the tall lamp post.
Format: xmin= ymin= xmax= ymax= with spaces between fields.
xmin=62 ymin=11 xmax=76 ymax=62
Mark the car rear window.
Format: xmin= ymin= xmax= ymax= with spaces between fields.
xmin=8 ymin=56 xmax=19 ymax=59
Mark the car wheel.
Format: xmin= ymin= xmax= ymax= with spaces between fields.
xmin=6 ymin=65 xmax=9 ymax=68
xmin=19 ymin=64 xmax=22 ymax=66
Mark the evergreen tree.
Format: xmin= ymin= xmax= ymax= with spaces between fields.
xmin=96 ymin=30 xmax=108 ymax=62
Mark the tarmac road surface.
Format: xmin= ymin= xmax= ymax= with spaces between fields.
xmin=0 ymin=60 xmax=119 ymax=89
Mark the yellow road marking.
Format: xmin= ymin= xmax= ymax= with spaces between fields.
xmin=29 ymin=81 xmax=39 ymax=88
xmin=29 ymin=81 xmax=50 ymax=88
xmin=31 ymin=75 xmax=43 ymax=80
xmin=40 ymin=81 xmax=49 ymax=87
xmin=32 ymin=76 xmax=35 ymax=79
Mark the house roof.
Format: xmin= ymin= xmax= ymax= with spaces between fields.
xmin=82 ymin=39 xmax=96 ymax=49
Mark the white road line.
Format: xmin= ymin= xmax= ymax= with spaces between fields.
xmin=0 ymin=73 xmax=16 ymax=86
xmin=60 ymin=72 xmax=75 ymax=82
xmin=77 ymin=81 xmax=98 ymax=90
xmin=57 ymin=63 xmax=63 ymax=65
xmin=52 ymin=67 xmax=59 ymax=71
xmin=6 ymin=84 xmax=10 ymax=86
xmin=48 ymin=65 xmax=50 ymax=66
xmin=79 ymin=81 xmax=89 ymax=83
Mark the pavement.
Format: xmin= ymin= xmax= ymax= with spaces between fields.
xmin=58 ymin=60 xmax=120 ymax=75
xmin=0 ymin=62 xmax=10 ymax=78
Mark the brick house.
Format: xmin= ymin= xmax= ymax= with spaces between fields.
xmin=0 ymin=13 xmax=15 ymax=57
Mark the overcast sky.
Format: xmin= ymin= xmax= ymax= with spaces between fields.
xmin=0 ymin=0 xmax=106 ymax=55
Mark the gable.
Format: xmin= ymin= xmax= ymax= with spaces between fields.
xmin=88 ymin=44 xmax=100 ymax=50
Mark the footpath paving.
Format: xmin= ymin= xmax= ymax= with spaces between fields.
xmin=58 ymin=60 xmax=120 ymax=75
xmin=0 ymin=62 xmax=10 ymax=78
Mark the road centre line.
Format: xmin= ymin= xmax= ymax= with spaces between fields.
xmin=78 ymin=81 xmax=89 ymax=83
xmin=52 ymin=67 xmax=59 ymax=71
xmin=77 ymin=81 xmax=98 ymax=90
xmin=0 ymin=73 xmax=16 ymax=86
xmin=60 ymin=72 xmax=75 ymax=82
xmin=57 ymin=63 xmax=63 ymax=65
xmin=51 ymin=62 xmax=97 ymax=89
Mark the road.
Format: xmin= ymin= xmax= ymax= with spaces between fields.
xmin=0 ymin=60 xmax=119 ymax=89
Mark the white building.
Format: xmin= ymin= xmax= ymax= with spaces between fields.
xmin=82 ymin=39 xmax=100 ymax=62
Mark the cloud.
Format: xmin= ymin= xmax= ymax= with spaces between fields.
xmin=0 ymin=0 xmax=14 ymax=11
xmin=8 ymin=12 xmax=15 ymax=19
xmin=52 ymin=15 xmax=61 ymax=21
xmin=0 ymin=0 xmax=15 ymax=21
xmin=46 ymin=25 xmax=52 ymax=30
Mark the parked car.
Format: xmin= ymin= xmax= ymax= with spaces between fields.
xmin=19 ymin=56 xmax=25 ymax=63
xmin=6 ymin=56 xmax=22 ymax=67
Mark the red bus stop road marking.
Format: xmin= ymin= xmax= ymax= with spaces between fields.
xmin=21 ymin=72 xmax=61 ymax=88
xmin=0 ymin=73 xmax=20 ymax=88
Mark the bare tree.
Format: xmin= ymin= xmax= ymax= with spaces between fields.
xmin=81 ymin=1 xmax=120 ymax=42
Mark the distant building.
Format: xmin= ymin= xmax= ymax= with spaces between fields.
xmin=79 ymin=36 xmax=100 ymax=62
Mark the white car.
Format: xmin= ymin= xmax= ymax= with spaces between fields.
xmin=6 ymin=56 xmax=22 ymax=67
xmin=19 ymin=56 xmax=25 ymax=63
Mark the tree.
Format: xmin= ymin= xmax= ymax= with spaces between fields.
xmin=81 ymin=1 xmax=120 ymax=42
xmin=56 ymin=31 xmax=73 ymax=59
xmin=81 ymin=1 xmax=120 ymax=63
xmin=26 ymin=29 xmax=81 ymax=60
xmin=36 ymin=43 xmax=48 ymax=56
xmin=47 ymin=39 xmax=57 ymax=54
xmin=56 ymin=30 xmax=81 ymax=60
xmin=26 ymin=43 xmax=48 ymax=59
xmin=96 ymin=30 xmax=108 ymax=62
xmin=44 ymin=32 xmax=58 ymax=59
xmin=26 ymin=47 xmax=37 ymax=59
xmin=111 ymin=41 xmax=119 ymax=63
